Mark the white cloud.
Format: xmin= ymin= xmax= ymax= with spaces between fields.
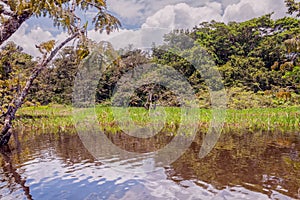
xmin=107 ymin=0 xmax=211 ymax=26
xmin=223 ymin=0 xmax=287 ymax=23
xmin=88 ymin=2 xmax=223 ymax=50
xmin=88 ymin=28 xmax=142 ymax=49
xmin=107 ymin=0 xmax=145 ymax=24
xmin=143 ymin=2 xmax=222 ymax=29
xmin=221 ymin=0 xmax=240 ymax=8
xmin=107 ymin=0 xmax=289 ymax=27
xmin=4 ymin=23 xmax=70 ymax=57
xmin=89 ymin=0 xmax=289 ymax=51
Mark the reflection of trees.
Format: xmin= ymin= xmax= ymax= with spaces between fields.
xmin=0 ymin=127 xmax=299 ymax=199
xmin=83 ymin=129 xmax=299 ymax=199
xmin=54 ymin=132 xmax=95 ymax=164
xmin=23 ymin=131 xmax=95 ymax=164
xmin=0 ymin=130 xmax=96 ymax=198
xmin=106 ymin=131 xmax=173 ymax=153
xmin=0 ymin=145 xmax=32 ymax=200
xmin=168 ymin=131 xmax=300 ymax=199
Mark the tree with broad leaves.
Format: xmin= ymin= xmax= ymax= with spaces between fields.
xmin=285 ymin=0 xmax=300 ymax=17
xmin=0 ymin=0 xmax=120 ymax=146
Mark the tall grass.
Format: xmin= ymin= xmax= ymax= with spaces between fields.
xmin=15 ymin=105 xmax=300 ymax=135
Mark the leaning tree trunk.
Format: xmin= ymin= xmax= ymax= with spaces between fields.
xmin=0 ymin=33 xmax=79 ymax=146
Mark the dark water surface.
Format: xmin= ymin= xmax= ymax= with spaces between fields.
xmin=0 ymin=129 xmax=299 ymax=200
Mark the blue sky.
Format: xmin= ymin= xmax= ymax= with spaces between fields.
xmin=6 ymin=0 xmax=289 ymax=56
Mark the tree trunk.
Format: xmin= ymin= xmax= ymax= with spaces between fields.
xmin=0 ymin=33 xmax=79 ymax=146
xmin=0 ymin=145 xmax=32 ymax=199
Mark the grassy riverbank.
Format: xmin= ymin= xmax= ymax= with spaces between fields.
xmin=14 ymin=105 xmax=300 ymax=135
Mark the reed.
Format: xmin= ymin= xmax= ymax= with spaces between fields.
xmin=15 ymin=105 xmax=300 ymax=135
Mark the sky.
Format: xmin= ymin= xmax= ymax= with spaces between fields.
xmin=5 ymin=0 xmax=290 ymax=57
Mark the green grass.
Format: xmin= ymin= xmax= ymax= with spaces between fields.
xmin=14 ymin=104 xmax=74 ymax=134
xmin=15 ymin=104 xmax=300 ymax=134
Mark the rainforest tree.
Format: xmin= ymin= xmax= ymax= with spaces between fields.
xmin=0 ymin=0 xmax=120 ymax=145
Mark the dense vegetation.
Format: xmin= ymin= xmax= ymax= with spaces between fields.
xmin=2 ymin=14 xmax=299 ymax=109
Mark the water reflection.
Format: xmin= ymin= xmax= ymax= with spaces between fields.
xmin=0 ymin=129 xmax=299 ymax=199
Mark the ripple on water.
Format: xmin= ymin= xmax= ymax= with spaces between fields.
xmin=0 ymin=131 xmax=299 ymax=199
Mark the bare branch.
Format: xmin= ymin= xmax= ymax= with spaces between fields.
xmin=0 ymin=0 xmax=9 ymax=5
xmin=71 ymin=0 xmax=76 ymax=13
xmin=1 ymin=10 xmax=14 ymax=17
xmin=45 ymin=32 xmax=80 ymax=64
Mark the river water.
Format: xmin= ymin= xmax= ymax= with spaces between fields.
xmin=0 ymin=129 xmax=299 ymax=200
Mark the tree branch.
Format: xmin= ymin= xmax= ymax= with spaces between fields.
xmin=0 ymin=0 xmax=9 ymax=5
xmin=0 ymin=10 xmax=32 ymax=45
xmin=82 ymin=0 xmax=104 ymax=10
xmin=0 ymin=32 xmax=80 ymax=145
xmin=1 ymin=10 xmax=14 ymax=17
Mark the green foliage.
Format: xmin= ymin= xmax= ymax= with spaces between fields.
xmin=37 ymin=40 xmax=56 ymax=54
xmin=148 ymin=14 xmax=300 ymax=108
xmin=16 ymin=105 xmax=300 ymax=134
xmin=95 ymin=48 xmax=150 ymax=105
xmin=285 ymin=0 xmax=300 ymax=17
xmin=0 ymin=42 xmax=35 ymax=116
xmin=28 ymin=46 xmax=84 ymax=105
xmin=0 ymin=0 xmax=120 ymax=34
